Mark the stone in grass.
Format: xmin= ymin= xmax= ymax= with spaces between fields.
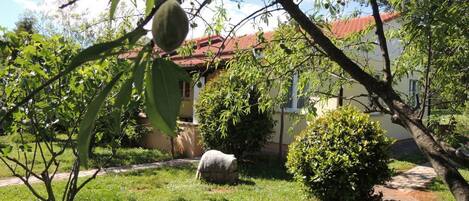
xmin=196 ymin=150 xmax=238 ymax=184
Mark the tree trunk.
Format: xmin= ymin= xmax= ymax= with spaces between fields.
xmin=278 ymin=1 xmax=469 ymax=200
xmin=170 ymin=137 xmax=175 ymax=159
xmin=399 ymin=113 xmax=469 ymax=201
xmin=278 ymin=107 xmax=285 ymax=161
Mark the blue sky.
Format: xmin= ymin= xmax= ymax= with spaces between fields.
xmin=0 ymin=0 xmax=369 ymax=35
xmin=0 ymin=0 xmax=29 ymax=30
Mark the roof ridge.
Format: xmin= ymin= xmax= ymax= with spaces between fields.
xmin=189 ymin=12 xmax=399 ymax=41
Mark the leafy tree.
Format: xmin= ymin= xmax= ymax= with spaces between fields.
xmin=391 ymin=0 xmax=469 ymax=153
xmin=276 ymin=1 xmax=469 ymax=200
xmin=196 ymin=72 xmax=274 ymax=158
xmin=0 ymin=14 xmax=149 ymax=201
xmin=0 ymin=29 xmax=94 ymax=201
xmin=14 ymin=15 xmax=37 ymax=34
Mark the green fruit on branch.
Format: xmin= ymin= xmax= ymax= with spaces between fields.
xmin=152 ymin=0 xmax=189 ymax=52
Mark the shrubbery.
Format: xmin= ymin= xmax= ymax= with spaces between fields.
xmin=428 ymin=102 xmax=469 ymax=148
xmin=286 ymin=107 xmax=393 ymax=201
xmin=195 ymin=72 xmax=274 ymax=158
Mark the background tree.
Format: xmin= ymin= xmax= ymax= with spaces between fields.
xmin=276 ymin=0 xmax=469 ymax=200
xmin=195 ymin=71 xmax=274 ymax=159
xmin=14 ymin=15 xmax=37 ymax=34
xmin=0 ymin=3 xmax=152 ymax=200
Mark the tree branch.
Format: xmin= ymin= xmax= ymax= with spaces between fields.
xmin=59 ymin=0 xmax=80 ymax=9
xmin=278 ymin=0 xmax=385 ymax=96
xmin=370 ymin=0 xmax=392 ymax=85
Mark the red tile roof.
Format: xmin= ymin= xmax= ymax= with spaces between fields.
xmin=122 ymin=13 xmax=399 ymax=68
xmin=331 ymin=12 xmax=399 ymax=38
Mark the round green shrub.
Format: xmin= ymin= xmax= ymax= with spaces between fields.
xmin=286 ymin=107 xmax=393 ymax=201
xmin=195 ymin=72 xmax=274 ymax=158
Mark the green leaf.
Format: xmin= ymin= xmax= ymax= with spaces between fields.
xmin=110 ymin=0 xmax=121 ymax=19
xmin=115 ymin=78 xmax=133 ymax=110
xmin=145 ymin=0 xmax=155 ymax=16
xmin=134 ymin=59 xmax=149 ymax=94
xmin=144 ymin=59 xmax=189 ymax=136
xmin=0 ymin=145 xmax=12 ymax=156
xmin=77 ymin=72 xmax=123 ymax=167
xmin=112 ymin=76 xmax=134 ymax=134
xmin=69 ymin=27 xmax=146 ymax=68
xmin=132 ymin=49 xmax=149 ymax=94
xmin=57 ymin=27 xmax=146 ymax=86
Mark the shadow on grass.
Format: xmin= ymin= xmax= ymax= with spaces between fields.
xmin=238 ymin=154 xmax=292 ymax=181
xmin=118 ymin=164 xmax=196 ymax=177
xmin=90 ymin=148 xmax=171 ymax=168
xmin=389 ymin=140 xmax=428 ymax=164
xmin=236 ymin=178 xmax=256 ymax=185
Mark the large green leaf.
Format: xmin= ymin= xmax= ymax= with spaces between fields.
xmin=70 ymin=28 xmax=146 ymax=68
xmin=145 ymin=58 xmax=190 ymax=136
xmin=115 ymin=77 xmax=133 ymax=110
xmin=78 ymin=72 xmax=123 ymax=167
xmin=110 ymin=0 xmax=121 ymax=19
xmin=111 ymin=75 xmax=134 ymax=134
xmin=132 ymin=48 xmax=150 ymax=94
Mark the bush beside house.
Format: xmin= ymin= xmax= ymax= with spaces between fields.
xmin=287 ymin=107 xmax=393 ymax=201
xmin=195 ymin=72 xmax=274 ymax=158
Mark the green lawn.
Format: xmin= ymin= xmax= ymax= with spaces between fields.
xmin=0 ymin=136 xmax=170 ymax=178
xmin=0 ymin=157 xmax=310 ymax=201
xmin=389 ymin=145 xmax=427 ymax=174
xmin=2 ymin=135 xmax=465 ymax=201
xmin=428 ymin=168 xmax=469 ymax=201
xmin=388 ymin=150 xmax=428 ymax=174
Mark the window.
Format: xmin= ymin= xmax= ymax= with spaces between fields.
xmin=409 ymin=79 xmax=419 ymax=106
xmin=179 ymin=81 xmax=191 ymax=99
xmin=283 ymin=73 xmax=306 ymax=111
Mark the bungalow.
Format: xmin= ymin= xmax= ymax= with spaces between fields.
xmin=129 ymin=12 xmax=416 ymax=157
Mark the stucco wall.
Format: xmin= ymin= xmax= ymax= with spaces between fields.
xmin=180 ymin=99 xmax=193 ymax=119
xmin=269 ymin=97 xmax=339 ymax=145
xmin=140 ymin=120 xmax=203 ymax=158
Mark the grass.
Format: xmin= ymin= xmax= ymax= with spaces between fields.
xmin=0 ymin=136 xmax=171 ymax=178
xmin=386 ymin=142 xmax=428 ymax=174
xmin=428 ymin=168 xmax=469 ymax=201
xmin=0 ymin=157 xmax=310 ymax=201
xmin=388 ymin=151 xmax=428 ymax=174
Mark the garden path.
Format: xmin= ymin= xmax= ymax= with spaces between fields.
xmin=376 ymin=162 xmax=438 ymax=201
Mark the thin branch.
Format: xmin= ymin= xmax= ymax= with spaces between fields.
xmin=419 ymin=12 xmax=433 ymax=119
xmin=189 ymin=0 xmax=212 ymax=21
xmin=59 ymin=0 xmax=80 ymax=9
xmin=4 ymin=156 xmax=44 ymax=180
xmin=369 ymin=0 xmax=392 ymax=85
xmin=76 ymin=168 xmax=101 ymax=192
xmin=0 ymin=157 xmax=46 ymax=201
xmin=200 ymin=1 xmax=281 ymax=75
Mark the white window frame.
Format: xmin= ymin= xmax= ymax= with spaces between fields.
xmin=192 ymin=77 xmax=205 ymax=124
xmin=284 ymin=72 xmax=302 ymax=113
xmin=409 ymin=79 xmax=419 ymax=106
xmin=180 ymin=81 xmax=191 ymax=99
